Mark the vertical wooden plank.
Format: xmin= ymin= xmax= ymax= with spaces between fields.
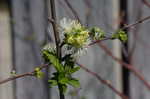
xmin=0 ymin=2 xmax=14 ymax=99
xmin=112 ymin=0 xmax=123 ymax=99
xmin=49 ymin=0 xmax=121 ymax=99
xmin=11 ymin=0 xmax=49 ymax=99
xmin=128 ymin=0 xmax=150 ymax=99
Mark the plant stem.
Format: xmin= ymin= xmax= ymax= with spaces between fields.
xmin=58 ymin=84 xmax=65 ymax=99
xmin=49 ymin=0 xmax=65 ymax=99
xmin=50 ymin=0 xmax=61 ymax=58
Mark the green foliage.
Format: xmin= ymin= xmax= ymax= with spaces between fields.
xmin=42 ymin=49 xmax=80 ymax=94
xmin=41 ymin=18 xmax=128 ymax=96
xmin=112 ymin=29 xmax=128 ymax=43
xmin=67 ymin=78 xmax=80 ymax=88
xmin=34 ymin=67 xmax=44 ymax=78
xmin=60 ymin=84 xmax=67 ymax=94
xmin=64 ymin=29 xmax=89 ymax=48
xmin=89 ymin=27 xmax=105 ymax=40
xmin=42 ymin=49 xmax=64 ymax=72
xmin=10 ymin=70 xmax=17 ymax=76
xmin=60 ymin=18 xmax=90 ymax=48
xmin=48 ymin=79 xmax=58 ymax=86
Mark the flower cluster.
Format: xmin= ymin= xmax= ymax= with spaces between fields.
xmin=60 ymin=18 xmax=90 ymax=48
xmin=89 ymin=27 xmax=105 ymax=40
xmin=41 ymin=18 xmax=127 ymax=94
xmin=112 ymin=29 xmax=128 ymax=43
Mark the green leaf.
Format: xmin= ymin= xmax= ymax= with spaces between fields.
xmin=112 ymin=29 xmax=128 ymax=43
xmin=48 ymin=80 xmax=58 ymax=86
xmin=119 ymin=32 xmax=128 ymax=42
xmin=67 ymin=79 xmax=80 ymax=88
xmin=59 ymin=77 xmax=69 ymax=84
xmin=10 ymin=70 xmax=17 ymax=76
xmin=37 ymin=71 xmax=44 ymax=78
xmin=69 ymin=67 xmax=80 ymax=74
xmin=34 ymin=67 xmax=44 ymax=78
xmin=90 ymin=27 xmax=105 ymax=40
xmin=64 ymin=66 xmax=71 ymax=73
xmin=42 ymin=50 xmax=64 ymax=72
xmin=62 ymin=85 xmax=67 ymax=94
xmin=59 ymin=84 xmax=67 ymax=94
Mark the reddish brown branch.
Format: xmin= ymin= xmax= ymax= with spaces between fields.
xmin=0 ymin=64 xmax=49 ymax=85
xmin=122 ymin=15 xmax=150 ymax=30
xmin=63 ymin=0 xmax=81 ymax=23
xmin=142 ymin=0 xmax=150 ymax=8
xmin=50 ymin=0 xmax=61 ymax=58
xmin=98 ymin=43 xmax=150 ymax=90
xmin=76 ymin=63 xmax=128 ymax=99
xmin=86 ymin=15 xmax=150 ymax=47
xmin=0 ymin=72 xmax=33 ymax=85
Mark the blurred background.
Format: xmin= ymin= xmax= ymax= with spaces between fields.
xmin=0 ymin=0 xmax=150 ymax=99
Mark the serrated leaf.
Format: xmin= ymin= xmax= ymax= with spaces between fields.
xmin=69 ymin=67 xmax=80 ymax=74
xmin=90 ymin=27 xmax=105 ymax=40
xmin=111 ymin=29 xmax=127 ymax=43
xmin=59 ymin=77 xmax=69 ymax=84
xmin=48 ymin=80 xmax=58 ymax=86
xmin=36 ymin=71 xmax=44 ymax=78
xmin=42 ymin=50 xmax=64 ymax=72
xmin=34 ymin=67 xmax=44 ymax=78
xmin=67 ymin=79 xmax=80 ymax=88
xmin=62 ymin=85 xmax=67 ymax=94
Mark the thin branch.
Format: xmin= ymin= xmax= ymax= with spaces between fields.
xmin=48 ymin=18 xmax=55 ymax=23
xmin=87 ymin=37 xmax=112 ymax=47
xmin=142 ymin=0 xmax=150 ymax=8
xmin=87 ymin=15 xmax=150 ymax=47
xmin=50 ymin=0 xmax=61 ymax=58
xmin=63 ymin=0 xmax=81 ymax=23
xmin=0 ymin=64 xmax=49 ymax=85
xmin=76 ymin=63 xmax=128 ymax=99
xmin=84 ymin=0 xmax=92 ymax=26
xmin=0 ymin=73 xmax=33 ymax=85
xmin=122 ymin=15 xmax=150 ymax=30
xmin=97 ymin=42 xmax=150 ymax=90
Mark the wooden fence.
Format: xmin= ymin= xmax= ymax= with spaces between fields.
xmin=0 ymin=0 xmax=150 ymax=99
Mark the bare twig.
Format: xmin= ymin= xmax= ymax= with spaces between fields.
xmin=84 ymin=0 xmax=92 ymax=26
xmin=0 ymin=73 xmax=33 ymax=85
xmin=122 ymin=15 xmax=150 ymax=30
xmin=128 ymin=6 xmax=143 ymax=62
xmin=142 ymin=0 xmax=150 ymax=8
xmin=97 ymin=42 xmax=150 ymax=90
xmin=87 ymin=37 xmax=112 ymax=47
xmin=76 ymin=63 xmax=128 ymax=99
xmin=48 ymin=18 xmax=55 ymax=23
xmin=0 ymin=64 xmax=49 ymax=85
xmin=63 ymin=0 xmax=81 ymax=23
xmin=50 ymin=0 xmax=61 ymax=58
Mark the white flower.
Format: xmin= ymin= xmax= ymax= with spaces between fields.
xmin=59 ymin=17 xmax=82 ymax=33
xmin=71 ymin=47 xmax=88 ymax=59
xmin=42 ymin=43 xmax=56 ymax=54
xmin=60 ymin=18 xmax=72 ymax=31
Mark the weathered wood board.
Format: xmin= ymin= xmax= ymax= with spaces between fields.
xmin=11 ymin=0 xmax=49 ymax=99
xmin=128 ymin=0 xmax=150 ymax=99
xmin=0 ymin=2 xmax=13 ymax=99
